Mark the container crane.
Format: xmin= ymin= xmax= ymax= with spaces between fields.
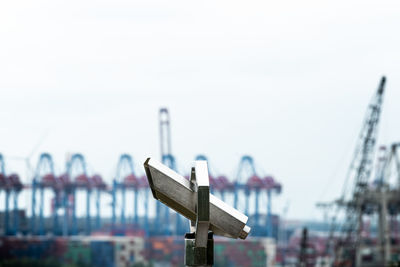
xmin=31 ymin=153 xmax=57 ymax=235
xmin=234 ymin=155 xmax=256 ymax=214
xmin=261 ymin=175 xmax=281 ymax=237
xmin=7 ymin=174 xmax=22 ymax=235
xmin=235 ymin=155 xmax=281 ymax=238
xmin=1 ymin=154 xmax=22 ymax=235
xmin=58 ymin=172 xmax=73 ymax=236
xmin=137 ymin=174 xmax=150 ymax=236
xmin=67 ymin=153 xmax=91 ymax=235
xmin=112 ymin=154 xmax=139 ymax=229
xmin=91 ymin=174 xmax=106 ymax=230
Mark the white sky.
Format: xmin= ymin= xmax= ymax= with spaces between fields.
xmin=1 ymin=0 xmax=400 ymax=220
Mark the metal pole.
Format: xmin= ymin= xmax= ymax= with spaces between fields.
xmin=121 ymin=186 xmax=126 ymax=228
xmin=62 ymin=192 xmax=68 ymax=236
xmin=53 ymin=191 xmax=59 ymax=235
xmin=244 ymin=189 xmax=249 ymax=216
xmin=164 ymin=200 xmax=170 ymax=235
xmin=156 ymin=197 xmax=161 ymax=234
xmin=86 ymin=189 xmax=91 ymax=235
xmin=233 ymin=182 xmax=239 ymax=210
xmin=5 ymin=190 xmax=9 ymax=235
xmin=184 ymin=162 xmax=213 ymax=267
xmin=112 ymin=180 xmax=116 ymax=229
xmin=255 ymin=189 xmax=259 ymax=231
xmin=13 ymin=191 xmax=19 ymax=235
xmin=31 ymin=179 xmax=36 ymax=234
xmin=134 ymin=188 xmax=138 ymax=225
xmin=72 ymin=189 xmax=77 ymax=235
xmin=144 ymin=189 xmax=149 ymax=236
xmin=96 ymin=189 xmax=100 ymax=229
xmin=176 ymin=213 xmax=181 ymax=236
xmin=39 ymin=187 xmax=44 ymax=235
xmin=267 ymin=190 xmax=272 ymax=238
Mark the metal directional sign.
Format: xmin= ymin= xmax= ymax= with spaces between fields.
xmin=144 ymin=158 xmax=250 ymax=240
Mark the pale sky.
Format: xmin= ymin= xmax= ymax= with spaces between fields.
xmin=1 ymin=0 xmax=400 ymax=220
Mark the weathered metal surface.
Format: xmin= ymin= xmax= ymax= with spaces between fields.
xmin=144 ymin=158 xmax=250 ymax=240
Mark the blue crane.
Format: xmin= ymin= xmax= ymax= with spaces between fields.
xmin=91 ymin=174 xmax=106 ymax=231
xmin=234 ymin=155 xmax=256 ymax=215
xmin=113 ymin=154 xmax=140 ymax=230
xmin=1 ymin=154 xmax=22 ymax=235
xmin=31 ymin=153 xmax=56 ymax=235
xmin=112 ymin=154 xmax=150 ymax=236
xmin=67 ymin=153 xmax=90 ymax=235
xmin=235 ymin=155 xmax=281 ymax=238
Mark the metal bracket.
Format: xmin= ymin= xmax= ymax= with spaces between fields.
xmin=185 ymin=161 xmax=213 ymax=266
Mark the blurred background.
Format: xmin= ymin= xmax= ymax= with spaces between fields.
xmin=1 ymin=0 xmax=400 ymax=266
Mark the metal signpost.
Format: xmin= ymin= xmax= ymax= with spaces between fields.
xmin=144 ymin=158 xmax=250 ymax=266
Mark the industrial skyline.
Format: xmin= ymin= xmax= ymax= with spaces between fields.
xmin=1 ymin=0 xmax=400 ymax=222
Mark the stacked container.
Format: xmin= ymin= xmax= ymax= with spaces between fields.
xmin=91 ymin=240 xmax=115 ymax=267
xmin=114 ymin=236 xmax=145 ymax=267
xmin=63 ymin=240 xmax=90 ymax=266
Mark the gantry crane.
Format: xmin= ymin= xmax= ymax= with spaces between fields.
xmin=235 ymin=155 xmax=281 ymax=238
xmin=67 ymin=154 xmax=91 ymax=235
xmin=112 ymin=154 xmax=140 ymax=229
xmin=1 ymin=154 xmax=22 ymax=235
xmin=31 ymin=153 xmax=57 ymax=235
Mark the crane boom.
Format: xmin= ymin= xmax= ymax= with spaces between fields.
xmin=331 ymin=77 xmax=386 ymax=265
